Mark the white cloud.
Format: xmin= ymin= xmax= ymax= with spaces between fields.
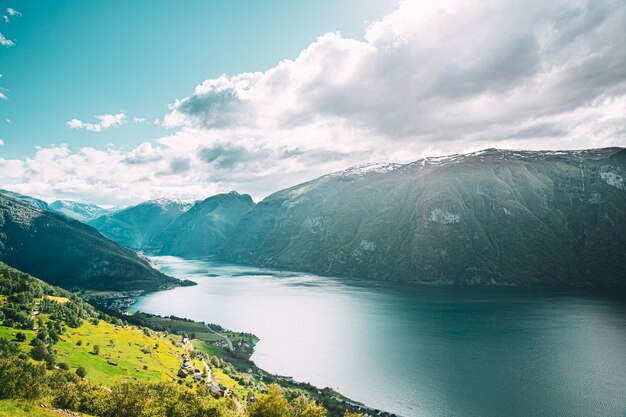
xmin=66 ymin=113 xmax=127 ymax=132
xmin=133 ymin=116 xmax=146 ymax=123
xmin=0 ymin=32 xmax=14 ymax=47
xmin=6 ymin=8 xmax=21 ymax=17
xmin=2 ymin=16 xmax=8 ymax=23
xmin=3 ymin=0 xmax=626 ymax=205
xmin=0 ymin=91 xmax=7 ymax=100
xmin=5 ymin=118 xmax=10 ymax=124
xmin=0 ymin=138 xmax=4 ymax=146
xmin=164 ymin=0 xmax=626 ymax=159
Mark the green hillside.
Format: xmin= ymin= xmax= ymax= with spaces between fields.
xmin=0 ymin=262 xmax=374 ymax=417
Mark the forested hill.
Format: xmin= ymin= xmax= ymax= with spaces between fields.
xmin=222 ymin=148 xmax=626 ymax=286
xmin=0 ymin=195 xmax=190 ymax=291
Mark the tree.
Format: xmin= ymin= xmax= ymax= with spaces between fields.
xmin=30 ymin=340 xmax=48 ymax=361
xmin=291 ymin=395 xmax=326 ymax=417
xmin=247 ymin=384 xmax=290 ymax=417
xmin=59 ymin=362 xmax=70 ymax=370
xmin=76 ymin=366 xmax=87 ymax=378
xmin=92 ymin=344 xmax=100 ymax=355
xmin=43 ymin=352 xmax=56 ymax=370
xmin=15 ymin=332 xmax=26 ymax=342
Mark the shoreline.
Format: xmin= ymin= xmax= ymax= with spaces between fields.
xmin=86 ymin=288 xmax=396 ymax=417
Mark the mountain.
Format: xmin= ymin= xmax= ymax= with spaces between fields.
xmin=87 ymin=199 xmax=195 ymax=251
xmin=49 ymin=199 xmax=112 ymax=221
xmin=222 ymin=148 xmax=626 ymax=287
xmin=0 ymin=189 xmax=50 ymax=211
xmin=0 ymin=194 xmax=192 ymax=291
xmin=151 ymin=192 xmax=254 ymax=257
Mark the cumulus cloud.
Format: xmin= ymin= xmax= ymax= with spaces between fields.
xmin=0 ymin=91 xmax=7 ymax=100
xmin=3 ymin=0 xmax=626 ymax=204
xmin=0 ymin=32 xmax=14 ymax=47
xmin=0 ymin=138 xmax=4 ymax=146
xmin=66 ymin=113 xmax=127 ymax=132
xmin=164 ymin=0 xmax=626 ymax=153
xmin=6 ymin=8 xmax=21 ymax=17
xmin=133 ymin=116 xmax=146 ymax=123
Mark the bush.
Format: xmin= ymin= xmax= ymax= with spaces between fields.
xmin=76 ymin=366 xmax=87 ymax=378
xmin=15 ymin=332 xmax=26 ymax=342
xmin=43 ymin=352 xmax=56 ymax=370
xmin=59 ymin=362 xmax=70 ymax=370
xmin=30 ymin=340 xmax=48 ymax=361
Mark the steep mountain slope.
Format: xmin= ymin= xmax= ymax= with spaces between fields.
xmin=0 ymin=195 xmax=189 ymax=291
xmin=151 ymin=192 xmax=254 ymax=257
xmin=223 ymin=148 xmax=626 ymax=286
xmin=0 ymin=189 xmax=49 ymax=211
xmin=49 ymin=199 xmax=112 ymax=221
xmin=88 ymin=199 xmax=194 ymax=251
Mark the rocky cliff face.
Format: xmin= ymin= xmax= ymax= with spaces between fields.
xmin=222 ymin=148 xmax=626 ymax=286
xmin=0 ymin=195 xmax=188 ymax=291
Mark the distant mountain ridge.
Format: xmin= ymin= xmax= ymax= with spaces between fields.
xmin=87 ymin=199 xmax=196 ymax=251
xmin=0 ymin=194 xmax=191 ymax=291
xmin=49 ymin=199 xmax=113 ymax=221
xmin=0 ymin=190 xmax=113 ymax=222
xmin=0 ymin=189 xmax=50 ymax=211
xmin=151 ymin=192 xmax=255 ymax=257
xmin=221 ymin=148 xmax=626 ymax=287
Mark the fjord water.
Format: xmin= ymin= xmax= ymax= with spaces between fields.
xmin=131 ymin=257 xmax=626 ymax=417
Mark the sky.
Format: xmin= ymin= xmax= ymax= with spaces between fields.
xmin=1 ymin=0 xmax=625 ymax=205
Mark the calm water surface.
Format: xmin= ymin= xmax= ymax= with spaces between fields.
xmin=131 ymin=256 xmax=626 ymax=417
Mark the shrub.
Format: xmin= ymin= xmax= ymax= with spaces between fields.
xmin=76 ymin=366 xmax=87 ymax=378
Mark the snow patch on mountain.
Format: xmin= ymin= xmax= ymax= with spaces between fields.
xmin=599 ymin=166 xmax=625 ymax=191
xmin=428 ymin=209 xmax=460 ymax=224
xmin=332 ymin=162 xmax=402 ymax=178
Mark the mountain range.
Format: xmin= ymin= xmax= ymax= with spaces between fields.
xmin=87 ymin=199 xmax=195 ymax=251
xmin=2 ymin=147 xmax=625 ymax=288
xmin=49 ymin=199 xmax=113 ymax=221
xmin=0 ymin=194 xmax=191 ymax=291
xmin=150 ymin=192 xmax=254 ymax=258
xmin=221 ymin=148 xmax=626 ymax=286
xmin=0 ymin=190 xmax=112 ymax=221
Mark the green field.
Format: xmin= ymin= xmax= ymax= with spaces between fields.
xmin=0 ymin=400 xmax=95 ymax=417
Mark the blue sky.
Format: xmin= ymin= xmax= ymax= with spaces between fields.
xmin=1 ymin=0 xmax=625 ymax=205
xmin=0 ymin=0 xmax=393 ymax=158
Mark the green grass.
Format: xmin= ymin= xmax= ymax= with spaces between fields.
xmin=191 ymin=339 xmax=221 ymax=356
xmin=0 ymin=326 xmax=37 ymax=349
xmin=54 ymin=320 xmax=204 ymax=386
xmin=0 ymin=315 xmax=204 ymax=387
xmin=0 ymin=400 xmax=70 ymax=417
